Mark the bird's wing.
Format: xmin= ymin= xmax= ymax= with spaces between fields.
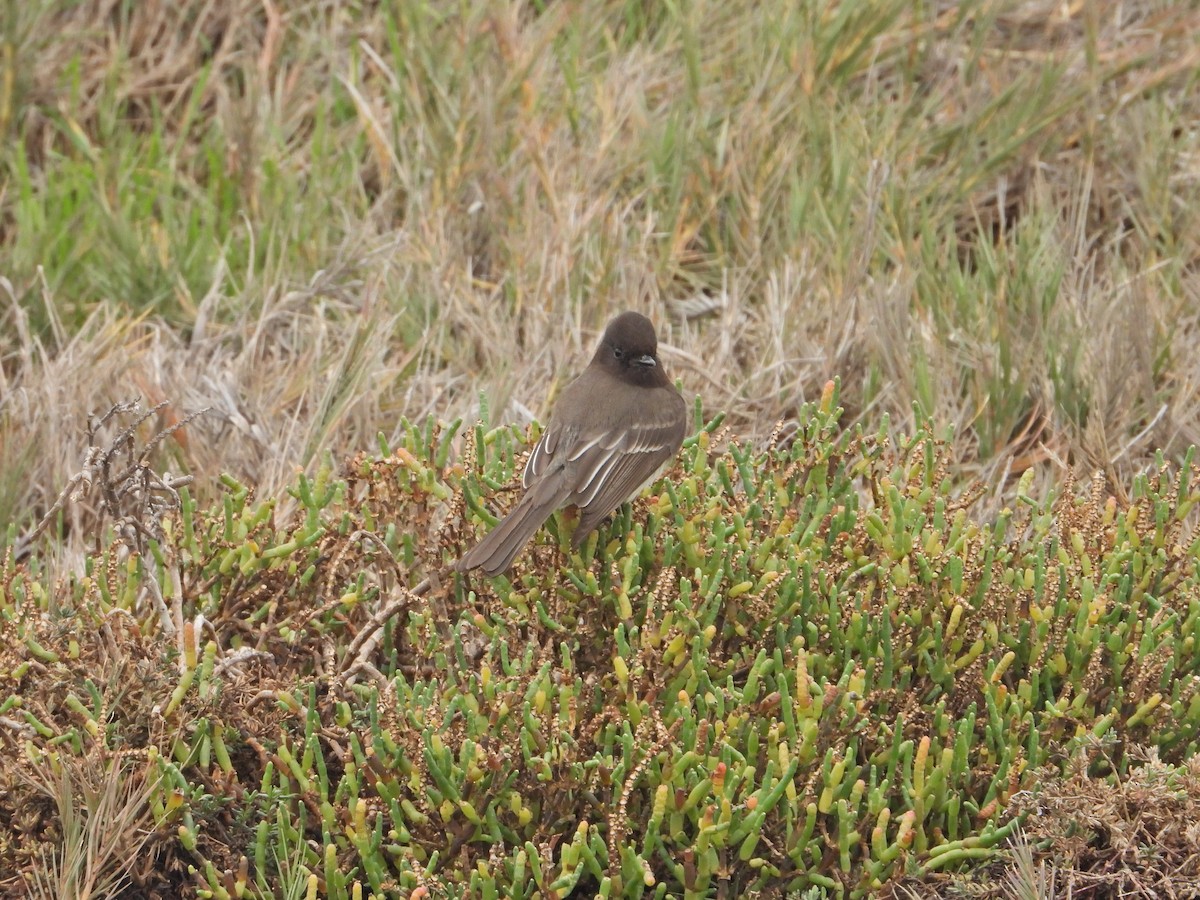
xmin=569 ymin=413 xmax=686 ymax=539
xmin=522 ymin=365 xmax=612 ymax=487
xmin=523 ymin=419 xmax=570 ymax=487
xmin=522 ymin=367 xmax=686 ymax=540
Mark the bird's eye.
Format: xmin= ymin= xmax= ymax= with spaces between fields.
xmin=613 ymin=347 xmax=624 ymax=360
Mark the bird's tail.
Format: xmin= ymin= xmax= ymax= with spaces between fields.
xmin=455 ymin=489 xmax=563 ymax=576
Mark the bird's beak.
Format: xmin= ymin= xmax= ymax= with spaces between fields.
xmin=633 ymin=354 xmax=657 ymax=367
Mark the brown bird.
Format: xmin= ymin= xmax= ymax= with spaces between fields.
xmin=456 ymin=311 xmax=687 ymax=576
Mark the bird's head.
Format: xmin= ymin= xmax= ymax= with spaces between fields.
xmin=595 ymin=311 xmax=668 ymax=386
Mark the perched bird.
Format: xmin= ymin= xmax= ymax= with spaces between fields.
xmin=456 ymin=311 xmax=687 ymax=576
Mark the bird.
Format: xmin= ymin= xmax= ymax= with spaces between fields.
xmin=456 ymin=311 xmax=687 ymax=576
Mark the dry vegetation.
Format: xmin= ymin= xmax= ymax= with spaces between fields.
xmin=4 ymin=0 xmax=1200 ymax=897
xmin=2 ymin=0 xmax=1200 ymax=539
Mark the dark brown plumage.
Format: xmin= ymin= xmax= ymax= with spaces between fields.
xmin=456 ymin=311 xmax=687 ymax=576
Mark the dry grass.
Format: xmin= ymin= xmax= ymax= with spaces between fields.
xmin=1004 ymin=743 xmax=1200 ymax=899
xmin=3 ymin=0 xmax=1200 ymax=549
xmin=17 ymin=754 xmax=163 ymax=900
